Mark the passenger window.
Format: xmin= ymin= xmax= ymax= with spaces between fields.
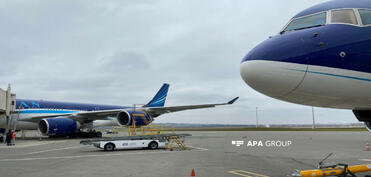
xmin=331 ymin=9 xmax=358 ymax=25
xmin=283 ymin=12 xmax=326 ymax=32
xmin=359 ymin=9 xmax=371 ymax=25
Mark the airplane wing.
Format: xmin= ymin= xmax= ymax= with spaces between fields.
xmin=20 ymin=109 xmax=123 ymax=123
xmin=146 ymin=97 xmax=239 ymax=117
xmin=20 ymin=97 xmax=239 ymax=122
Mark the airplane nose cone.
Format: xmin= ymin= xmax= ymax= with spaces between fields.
xmin=240 ymin=60 xmax=304 ymax=97
xmin=240 ymin=46 xmax=308 ymax=97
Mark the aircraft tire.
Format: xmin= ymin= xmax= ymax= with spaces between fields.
xmin=104 ymin=143 xmax=115 ymax=151
xmin=148 ymin=141 xmax=158 ymax=149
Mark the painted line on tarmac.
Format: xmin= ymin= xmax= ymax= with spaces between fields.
xmin=0 ymin=141 xmax=67 ymax=149
xmin=229 ymin=170 xmax=252 ymax=177
xmin=26 ymin=145 xmax=83 ymax=155
xmin=188 ymin=146 xmax=208 ymax=151
xmin=228 ymin=170 xmax=269 ymax=177
xmin=0 ymin=146 xmax=208 ymax=162
xmin=26 ymin=145 xmax=207 ymax=155
xmin=360 ymin=159 xmax=371 ymax=162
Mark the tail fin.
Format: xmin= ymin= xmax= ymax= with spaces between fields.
xmin=144 ymin=83 xmax=169 ymax=107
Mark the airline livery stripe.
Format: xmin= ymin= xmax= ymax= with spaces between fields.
xmin=151 ymin=97 xmax=166 ymax=104
xmin=152 ymin=95 xmax=166 ymax=103
xmin=288 ymin=69 xmax=371 ymax=82
xmin=19 ymin=110 xmax=79 ymax=114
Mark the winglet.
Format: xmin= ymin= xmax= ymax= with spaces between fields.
xmin=227 ymin=97 xmax=239 ymax=104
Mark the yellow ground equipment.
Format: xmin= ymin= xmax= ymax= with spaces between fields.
xmin=80 ymin=133 xmax=191 ymax=151
xmin=292 ymin=153 xmax=371 ymax=177
xmin=111 ymin=125 xmax=187 ymax=150
xmin=111 ymin=104 xmax=175 ymax=136
xmin=111 ymin=124 xmax=175 ymax=136
xmin=294 ymin=164 xmax=371 ymax=177
xmin=166 ymin=135 xmax=189 ymax=151
xmin=139 ymin=125 xmax=175 ymax=135
xmin=108 ymin=104 xmax=189 ymax=150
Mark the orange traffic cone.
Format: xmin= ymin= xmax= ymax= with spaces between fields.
xmin=191 ymin=169 xmax=196 ymax=177
xmin=366 ymin=142 xmax=370 ymax=151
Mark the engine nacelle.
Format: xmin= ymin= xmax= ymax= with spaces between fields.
xmin=117 ymin=110 xmax=153 ymax=127
xmin=39 ymin=118 xmax=80 ymax=136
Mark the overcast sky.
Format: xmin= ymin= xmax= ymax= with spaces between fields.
xmin=0 ymin=0 xmax=358 ymax=125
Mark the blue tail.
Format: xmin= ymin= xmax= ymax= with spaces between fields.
xmin=144 ymin=83 xmax=169 ymax=107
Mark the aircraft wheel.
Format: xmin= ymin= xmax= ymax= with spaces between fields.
xmin=148 ymin=141 xmax=158 ymax=149
xmin=104 ymin=143 xmax=115 ymax=151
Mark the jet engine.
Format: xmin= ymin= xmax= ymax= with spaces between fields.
xmin=117 ymin=110 xmax=153 ymax=127
xmin=39 ymin=117 xmax=80 ymax=136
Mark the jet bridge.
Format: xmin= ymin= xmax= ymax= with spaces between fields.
xmin=0 ymin=84 xmax=16 ymax=137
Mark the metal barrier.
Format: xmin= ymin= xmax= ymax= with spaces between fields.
xmin=140 ymin=125 xmax=175 ymax=135
xmin=112 ymin=125 xmax=175 ymax=136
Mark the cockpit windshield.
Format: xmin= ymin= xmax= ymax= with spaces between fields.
xmin=359 ymin=9 xmax=371 ymax=25
xmin=331 ymin=9 xmax=358 ymax=25
xmin=283 ymin=12 xmax=327 ymax=32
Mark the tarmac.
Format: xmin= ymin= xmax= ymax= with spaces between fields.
xmin=0 ymin=130 xmax=370 ymax=177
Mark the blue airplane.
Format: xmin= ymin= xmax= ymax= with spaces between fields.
xmin=240 ymin=0 xmax=371 ymax=130
xmin=0 ymin=84 xmax=238 ymax=137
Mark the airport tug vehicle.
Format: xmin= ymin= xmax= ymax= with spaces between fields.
xmin=80 ymin=133 xmax=190 ymax=151
xmin=80 ymin=125 xmax=191 ymax=151
xmin=292 ymin=153 xmax=371 ymax=177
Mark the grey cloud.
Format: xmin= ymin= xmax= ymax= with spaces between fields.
xmin=0 ymin=0 xmax=357 ymax=125
xmin=99 ymin=51 xmax=150 ymax=71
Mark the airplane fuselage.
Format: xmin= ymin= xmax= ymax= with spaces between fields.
xmin=0 ymin=83 xmax=237 ymax=137
xmin=241 ymin=23 xmax=371 ymax=109
xmin=0 ymin=99 xmax=129 ymax=131
xmin=240 ymin=0 xmax=371 ymax=126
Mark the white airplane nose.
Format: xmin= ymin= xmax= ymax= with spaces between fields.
xmin=240 ymin=60 xmax=307 ymax=98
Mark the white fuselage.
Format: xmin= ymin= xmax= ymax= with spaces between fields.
xmin=240 ymin=60 xmax=371 ymax=110
xmin=0 ymin=109 xmax=118 ymax=131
